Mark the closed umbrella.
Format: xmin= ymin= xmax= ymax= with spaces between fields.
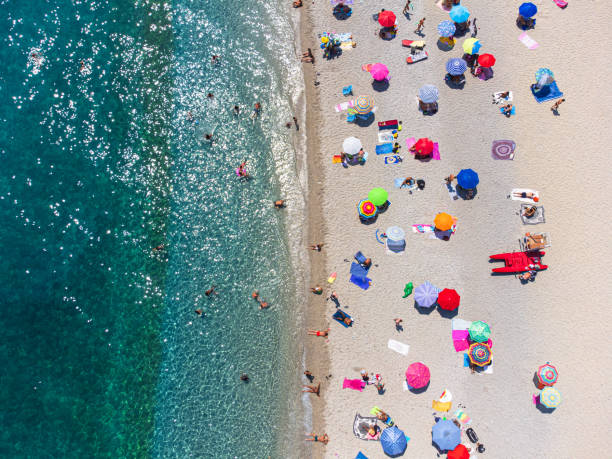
xmin=457 ymin=169 xmax=479 ymax=189
xmin=413 ymin=137 xmax=434 ymax=156
xmin=437 ymin=20 xmax=456 ymax=38
xmin=342 ymin=136 xmax=362 ymax=155
xmin=414 ymin=281 xmax=439 ymax=308
xmin=380 ymin=426 xmax=407 ymax=457
xmin=370 ymin=63 xmax=389 ymax=81
xmin=468 ymin=343 xmax=492 ymax=367
xmin=368 ymin=187 xmax=388 ymax=207
xmin=535 ymin=68 xmax=554 ymax=86
xmin=448 ymin=444 xmax=470 ymax=459
xmin=477 ymin=53 xmax=496 ymax=67
xmin=446 ymin=58 xmax=468 ymax=76
xmin=449 ymin=5 xmax=470 ymax=23
xmin=386 ymin=226 xmax=405 ymax=241
xmin=462 ymin=38 xmax=481 ymax=55
xmin=537 ymin=363 xmax=558 ymax=387
xmin=438 ymin=288 xmax=460 ymax=310
xmin=540 ymin=386 xmax=561 ymax=408
xmin=357 ymin=199 xmax=377 ymax=220
xmin=418 ymin=84 xmax=439 ymax=103
xmin=432 ymin=419 xmax=461 ymax=451
xmin=519 ymin=2 xmax=538 ymax=18
xmin=354 ymin=95 xmax=374 ymax=114
xmin=468 ymin=321 xmax=491 ymax=342
xmin=378 ymin=10 xmax=397 ymax=28
xmin=405 ymin=362 xmax=430 ymax=389
xmin=434 ymin=212 xmax=453 ymax=231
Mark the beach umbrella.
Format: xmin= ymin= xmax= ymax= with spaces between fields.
xmin=432 ymin=419 xmax=461 ymax=452
xmin=414 ymin=281 xmax=439 ymax=308
xmin=413 ymin=137 xmax=434 ymax=156
xmin=438 ymin=288 xmax=460 ymax=311
xmin=342 ymin=136 xmax=362 ymax=155
xmin=462 ymin=38 xmax=481 ymax=55
xmin=434 ymin=212 xmax=453 ymax=231
xmin=468 ymin=321 xmax=491 ymax=342
xmin=418 ymin=84 xmax=439 ymax=103
xmin=477 ymin=53 xmax=496 ymax=67
xmin=368 ymin=187 xmax=388 ymax=207
xmin=449 ymin=5 xmax=470 ymax=23
xmin=370 ymin=63 xmax=389 ymax=81
xmin=380 ymin=426 xmax=407 ymax=457
xmin=378 ymin=10 xmax=397 ymax=28
xmin=446 ymin=58 xmax=468 ymax=76
xmin=519 ymin=2 xmax=538 ymax=18
xmin=457 ymin=169 xmax=479 ymax=189
xmin=535 ymin=67 xmax=555 ymax=86
xmin=354 ymin=95 xmax=374 ymax=114
xmin=357 ymin=199 xmax=377 ymax=220
xmin=448 ymin=444 xmax=470 ymax=459
xmin=537 ymin=363 xmax=559 ymax=387
xmin=437 ymin=20 xmax=456 ymax=38
xmin=468 ymin=342 xmax=492 ymax=367
xmin=405 ymin=362 xmax=430 ymax=389
xmin=386 ymin=226 xmax=405 ymax=241
xmin=540 ymin=386 xmax=561 ymax=408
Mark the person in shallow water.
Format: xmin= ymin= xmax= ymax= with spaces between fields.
xmin=305 ymin=433 xmax=328 ymax=444
xmin=205 ymin=285 xmax=216 ymax=297
xmin=274 ymin=199 xmax=286 ymax=209
xmin=302 ymin=382 xmax=321 ymax=395
xmin=240 ymin=373 xmax=249 ymax=382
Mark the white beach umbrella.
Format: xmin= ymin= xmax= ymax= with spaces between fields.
xmin=343 ymin=137 xmax=362 ymax=155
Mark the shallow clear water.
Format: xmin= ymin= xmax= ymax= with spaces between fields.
xmin=0 ymin=0 xmax=305 ymax=456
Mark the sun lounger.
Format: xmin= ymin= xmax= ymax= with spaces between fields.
xmin=353 ymin=414 xmax=379 ymax=440
xmin=402 ymin=39 xmax=425 ymax=49
xmin=510 ymin=188 xmax=539 ymax=204
xmin=343 ymin=378 xmax=366 ymax=391
xmin=388 ymin=339 xmax=410 ymax=355
xmin=532 ymin=81 xmax=563 ymax=103
xmin=333 ymin=309 xmax=353 ymax=327
xmin=492 ymin=91 xmax=513 ymax=104
xmin=376 ymin=143 xmax=394 ymax=155
xmin=406 ymin=50 xmax=428 ymax=64
xmin=520 ymin=232 xmax=551 ymax=251
xmin=520 ymin=204 xmax=545 ymax=224
xmin=518 ymin=32 xmax=539 ymax=49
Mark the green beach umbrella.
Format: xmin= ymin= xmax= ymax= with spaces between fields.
xmin=469 ymin=321 xmax=491 ymax=343
xmin=368 ymin=187 xmax=389 ymax=207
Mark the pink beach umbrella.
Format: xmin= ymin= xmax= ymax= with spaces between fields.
xmin=405 ymin=362 xmax=430 ymax=389
xmin=369 ymin=63 xmax=389 ymax=81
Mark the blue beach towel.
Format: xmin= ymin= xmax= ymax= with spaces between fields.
xmin=384 ymin=155 xmax=402 ymax=164
xmin=350 ymin=262 xmax=368 ymax=279
xmin=376 ymin=143 xmax=393 ymax=155
xmin=463 ymin=353 xmax=470 ymax=367
xmin=350 ymin=275 xmax=371 ymax=290
xmin=354 ymin=251 xmax=367 ymax=265
xmin=499 ymin=105 xmax=516 ymax=116
xmin=332 ymin=309 xmax=353 ymax=327
xmin=532 ymin=81 xmax=563 ymax=103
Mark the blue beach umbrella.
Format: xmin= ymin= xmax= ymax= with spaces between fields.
xmin=449 ymin=5 xmax=470 ymax=23
xmin=414 ymin=281 xmax=439 ymax=308
xmin=432 ymin=419 xmax=461 ymax=452
xmin=446 ymin=58 xmax=468 ymax=76
xmin=519 ymin=2 xmax=538 ymax=18
xmin=418 ymin=84 xmax=439 ymax=103
xmin=437 ymin=20 xmax=456 ymax=38
xmin=457 ymin=169 xmax=479 ymax=189
xmin=380 ymin=426 xmax=407 ymax=457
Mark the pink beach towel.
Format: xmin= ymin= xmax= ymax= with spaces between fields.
xmin=343 ymin=378 xmax=366 ymax=391
xmin=405 ymin=137 xmax=416 ymax=150
xmin=452 ymin=330 xmax=470 ymax=352
xmin=518 ymin=32 xmax=539 ymax=50
xmin=431 ymin=143 xmax=441 ymax=160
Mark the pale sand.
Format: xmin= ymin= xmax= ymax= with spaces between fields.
xmin=298 ymin=0 xmax=612 ymax=457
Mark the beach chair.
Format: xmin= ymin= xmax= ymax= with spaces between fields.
xmin=354 ymin=251 xmax=367 ymax=265
xmin=521 ymin=232 xmax=551 ymax=251
xmin=342 ymin=85 xmax=353 ymax=96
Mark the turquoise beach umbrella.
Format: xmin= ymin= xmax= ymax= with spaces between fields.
xmin=449 ymin=5 xmax=470 ymax=23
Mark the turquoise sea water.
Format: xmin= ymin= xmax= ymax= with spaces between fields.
xmin=0 ymin=0 xmax=305 ymax=457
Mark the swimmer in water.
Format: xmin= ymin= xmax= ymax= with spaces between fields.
xmin=253 ymin=102 xmax=261 ymax=118
xmin=233 ymin=105 xmax=240 ymax=115
xmin=274 ymin=199 xmax=286 ymax=209
xmin=205 ymin=285 xmax=216 ymax=297
xmin=152 ymin=244 xmax=165 ymax=251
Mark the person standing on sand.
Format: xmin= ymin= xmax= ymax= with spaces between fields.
xmin=551 ymin=98 xmax=565 ymax=113
xmin=403 ymin=1 xmax=411 ymax=15
xmin=415 ymin=18 xmax=425 ymax=34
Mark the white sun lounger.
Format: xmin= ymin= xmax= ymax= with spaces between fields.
xmin=388 ymin=339 xmax=410 ymax=356
xmin=492 ymin=91 xmax=513 ymax=104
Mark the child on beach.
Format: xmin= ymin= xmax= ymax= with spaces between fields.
xmin=414 ymin=18 xmax=425 ymax=34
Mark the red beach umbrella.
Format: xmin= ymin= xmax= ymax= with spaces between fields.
xmin=478 ymin=53 xmax=496 ymax=67
xmin=438 ymin=288 xmax=460 ymax=311
xmin=413 ymin=138 xmax=434 ymax=156
xmin=448 ymin=444 xmax=470 ymax=459
xmin=405 ymin=362 xmax=430 ymax=389
xmin=378 ymin=10 xmax=397 ymax=27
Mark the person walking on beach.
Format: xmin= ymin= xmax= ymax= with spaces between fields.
xmin=414 ymin=18 xmax=425 ymax=34
xmin=304 ymin=370 xmax=314 ymax=382
xmin=403 ymin=1 xmax=411 ymax=16
xmin=551 ymin=98 xmax=565 ymax=113
xmin=328 ymin=291 xmax=340 ymax=307
xmin=302 ymin=383 xmax=321 ymax=395
xmin=305 ymin=433 xmax=328 ymax=444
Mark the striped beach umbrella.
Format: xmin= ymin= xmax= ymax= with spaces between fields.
xmin=469 ymin=321 xmax=491 ymax=342
xmin=354 ymin=95 xmax=373 ymax=114
xmin=449 ymin=5 xmax=470 ymax=23
xmin=457 ymin=168 xmax=479 ymax=189
xmin=418 ymin=84 xmax=439 ymax=103
xmin=477 ymin=53 xmax=496 ymax=67
xmin=535 ymin=68 xmax=554 ymax=85
xmin=437 ymin=20 xmax=456 ymax=38
xmin=468 ymin=343 xmax=492 ymax=367
xmin=540 ymin=386 xmax=561 ymax=408
xmin=462 ymin=38 xmax=481 ymax=55
xmin=446 ymin=58 xmax=468 ymax=76
xmin=357 ymin=199 xmax=377 ymax=220
xmin=537 ymin=363 xmax=558 ymax=387
xmin=414 ymin=281 xmax=439 ymax=308
xmin=519 ymin=2 xmax=538 ymax=18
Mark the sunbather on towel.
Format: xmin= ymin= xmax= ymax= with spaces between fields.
xmin=336 ymin=310 xmax=353 ymax=326
xmin=501 ymin=104 xmax=514 ymax=117
xmin=401 ymin=177 xmax=415 ymax=187
xmin=376 ymin=409 xmax=395 ymax=426
xmin=512 ymin=191 xmax=538 ymax=201
xmin=522 ymin=206 xmax=537 ymax=218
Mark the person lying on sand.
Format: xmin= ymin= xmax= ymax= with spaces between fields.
xmin=307 ymin=329 xmax=329 ymax=337
xmin=401 ymin=177 xmax=414 ymax=187
xmin=301 ymin=48 xmax=313 ymax=63
xmin=310 ymin=286 xmax=323 ymax=294
xmin=273 ymin=199 xmax=286 ymax=209
xmin=501 ymin=104 xmax=514 ymax=117
xmin=308 ymin=243 xmax=323 ymax=251
xmin=302 ymin=383 xmax=321 ymax=396
xmin=512 ymin=191 xmax=538 ymax=201
xmin=376 ymin=409 xmax=394 ymax=426
xmin=305 ymin=432 xmax=328 ymax=444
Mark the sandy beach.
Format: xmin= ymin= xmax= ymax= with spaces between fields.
xmin=299 ymin=0 xmax=612 ymax=457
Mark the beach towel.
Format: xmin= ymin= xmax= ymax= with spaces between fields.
xmin=350 ymin=275 xmax=371 ymax=290
xmin=492 ymin=91 xmax=513 ymax=104
xmin=405 ymin=137 xmax=416 ymax=150
xmin=350 ymin=262 xmax=368 ymax=279
xmin=518 ymin=32 xmax=539 ymax=49
xmin=384 ymin=155 xmax=401 ymax=164
xmin=402 ymin=39 xmax=425 ymax=49
xmin=333 ymin=309 xmax=353 ymax=327
xmin=376 ymin=143 xmax=394 ymax=155
xmin=492 ymin=140 xmax=516 ymax=160
xmin=500 ymin=105 xmax=516 ymax=116
xmin=431 ymin=142 xmax=441 ymax=160
xmin=353 ymin=414 xmax=379 ymax=441
xmin=432 ymin=400 xmax=452 ymax=412
xmin=455 ymin=410 xmax=472 ymax=424
xmin=510 ymin=188 xmax=540 ymax=204
xmin=378 ymin=131 xmax=395 ymax=143
xmin=553 ymin=0 xmax=568 ymax=8
xmin=332 ymin=155 xmax=343 ymax=164
xmin=463 ymin=353 xmax=470 ymax=367
xmin=335 ymin=100 xmax=354 ymax=112
xmin=378 ymin=119 xmax=399 ymax=130
xmin=446 ymin=182 xmax=459 ymax=201
xmin=452 ymin=330 xmax=470 ymax=352
xmin=520 ymin=205 xmax=545 ymax=225
xmin=343 ymin=378 xmax=366 ymax=391
xmin=388 ymin=339 xmax=410 ymax=356
xmin=452 ymin=318 xmax=473 ymax=331
xmin=321 ymin=32 xmax=353 ymax=43
xmin=394 ymin=178 xmax=418 ymax=191
xmin=532 ymin=81 xmax=564 ymax=103
xmin=340 ymin=41 xmax=355 ymax=50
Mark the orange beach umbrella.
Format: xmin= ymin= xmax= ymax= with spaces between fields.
xmin=434 ymin=213 xmax=454 ymax=231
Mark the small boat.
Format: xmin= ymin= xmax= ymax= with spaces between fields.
xmin=489 ymin=251 xmax=548 ymax=273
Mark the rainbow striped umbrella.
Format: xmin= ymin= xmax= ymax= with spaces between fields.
xmin=537 ymin=363 xmax=558 ymax=387
xmin=437 ymin=20 xmax=456 ymax=38
xmin=468 ymin=343 xmax=492 ymax=367
xmin=357 ymin=199 xmax=377 ymax=219
xmin=462 ymin=38 xmax=481 ymax=55
xmin=354 ymin=95 xmax=374 ymax=114
xmin=540 ymin=386 xmax=561 ymax=408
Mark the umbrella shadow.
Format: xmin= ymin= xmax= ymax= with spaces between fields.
xmin=355 ymin=114 xmax=375 ymax=127
xmin=436 ymin=39 xmax=455 ymax=52
xmin=456 ymin=185 xmax=478 ymax=200
xmin=414 ymin=301 xmax=435 ymax=314
xmin=444 ymin=77 xmax=466 ymax=90
xmin=409 ymin=381 xmax=430 ymax=394
xmin=437 ymin=306 xmax=459 ymax=319
xmin=433 ymin=229 xmax=453 ymax=241
xmin=360 ymin=215 xmax=379 ymax=225
xmin=536 ymin=403 xmax=557 ymax=414
xmin=532 ymin=372 xmax=541 ymax=389
xmin=372 ymin=79 xmax=390 ymax=92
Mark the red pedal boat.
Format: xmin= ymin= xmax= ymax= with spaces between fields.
xmin=489 ymin=251 xmax=548 ymax=273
